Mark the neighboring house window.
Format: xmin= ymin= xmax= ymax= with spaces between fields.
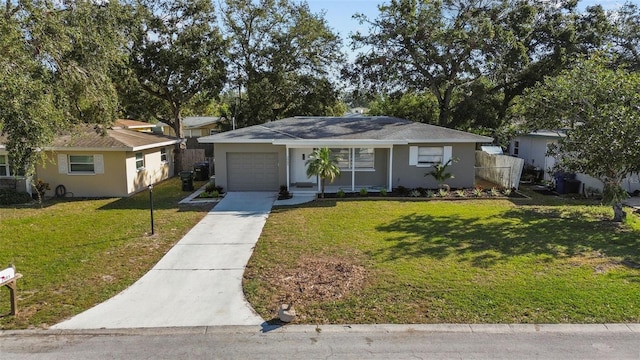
xmin=209 ymin=129 xmax=219 ymax=135
xmin=409 ymin=146 xmax=452 ymax=167
xmin=329 ymin=148 xmax=375 ymax=170
xmin=0 ymin=155 xmax=10 ymax=176
xmin=69 ymin=155 xmax=95 ymax=173
xmin=135 ymin=152 xmax=145 ymax=170
xmin=513 ymin=141 xmax=519 ymax=155
xmin=160 ymin=148 xmax=168 ymax=162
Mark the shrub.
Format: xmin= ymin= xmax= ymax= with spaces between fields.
xmin=472 ymin=187 xmax=484 ymax=197
xmin=490 ymin=187 xmax=500 ymax=197
xmin=337 ymin=189 xmax=346 ymax=198
xmin=503 ymin=188 xmax=512 ymax=197
xmin=0 ymin=189 xmax=32 ymax=205
xmin=359 ymin=188 xmax=368 ymax=196
xmin=205 ymin=182 xmax=218 ymax=193
xmin=395 ymin=186 xmax=409 ymax=196
xmin=455 ymin=189 xmax=466 ymax=197
xmin=438 ymin=188 xmax=449 ymax=197
xmin=380 ymin=188 xmax=388 ymax=196
xmin=410 ymin=189 xmax=421 ymax=197
xmin=425 ymin=190 xmax=435 ymax=198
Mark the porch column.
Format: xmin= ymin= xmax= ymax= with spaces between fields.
xmin=351 ymin=147 xmax=355 ymax=192
xmin=285 ymin=146 xmax=290 ymax=191
xmin=388 ymin=147 xmax=393 ymax=192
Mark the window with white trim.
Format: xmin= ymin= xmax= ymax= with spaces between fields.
xmin=135 ymin=152 xmax=145 ymax=170
xmin=0 ymin=155 xmax=10 ymax=176
xmin=160 ymin=148 xmax=168 ymax=162
xmin=409 ymin=146 xmax=452 ymax=167
xmin=69 ymin=155 xmax=95 ymax=173
xmin=329 ymin=148 xmax=375 ymax=170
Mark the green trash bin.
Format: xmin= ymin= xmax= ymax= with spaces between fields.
xmin=179 ymin=171 xmax=194 ymax=191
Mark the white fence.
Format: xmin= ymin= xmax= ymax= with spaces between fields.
xmin=475 ymin=151 xmax=525 ymax=189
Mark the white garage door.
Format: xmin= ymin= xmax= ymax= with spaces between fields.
xmin=227 ymin=152 xmax=279 ymax=191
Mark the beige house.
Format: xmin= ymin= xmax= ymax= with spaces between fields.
xmin=35 ymin=125 xmax=180 ymax=198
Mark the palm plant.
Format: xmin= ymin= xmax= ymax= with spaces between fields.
xmin=306 ymin=147 xmax=341 ymax=198
xmin=426 ymin=158 xmax=456 ymax=191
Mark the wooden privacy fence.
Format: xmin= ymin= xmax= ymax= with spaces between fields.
xmin=177 ymin=149 xmax=206 ymax=173
xmin=475 ymin=151 xmax=525 ymax=189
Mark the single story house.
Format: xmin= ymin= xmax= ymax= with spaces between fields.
xmin=198 ymin=116 xmax=493 ymax=193
xmin=1 ymin=124 xmax=179 ymax=198
xmin=509 ymin=131 xmax=640 ymax=193
xmin=158 ymin=116 xmax=223 ymax=138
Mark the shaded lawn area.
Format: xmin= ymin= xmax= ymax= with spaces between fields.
xmin=0 ymin=178 xmax=213 ymax=329
xmin=244 ymin=200 xmax=640 ymax=324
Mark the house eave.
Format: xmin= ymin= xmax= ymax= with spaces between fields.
xmin=45 ymin=139 xmax=180 ymax=153
xmin=273 ymin=139 xmax=404 ymax=147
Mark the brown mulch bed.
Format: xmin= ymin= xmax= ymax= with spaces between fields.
xmin=270 ymin=256 xmax=368 ymax=305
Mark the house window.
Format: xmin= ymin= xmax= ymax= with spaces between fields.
xmin=354 ymin=148 xmax=375 ymax=169
xmin=69 ymin=155 xmax=95 ymax=173
xmin=135 ymin=152 xmax=145 ymax=170
xmin=409 ymin=146 xmax=452 ymax=167
xmin=513 ymin=141 xmax=519 ymax=155
xmin=418 ymin=147 xmax=444 ymax=166
xmin=160 ymin=148 xmax=168 ymax=162
xmin=0 ymin=155 xmax=10 ymax=176
xmin=329 ymin=148 xmax=375 ymax=170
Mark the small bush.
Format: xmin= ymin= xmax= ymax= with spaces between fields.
xmin=395 ymin=186 xmax=410 ymax=196
xmin=0 ymin=189 xmax=32 ymax=205
xmin=337 ymin=189 xmax=346 ymax=198
xmin=472 ymin=187 xmax=484 ymax=197
xmin=410 ymin=189 xmax=421 ymax=197
xmin=425 ymin=190 xmax=435 ymax=198
xmin=359 ymin=188 xmax=368 ymax=196
xmin=438 ymin=188 xmax=449 ymax=197
xmin=380 ymin=188 xmax=388 ymax=196
xmin=455 ymin=189 xmax=466 ymax=197
xmin=503 ymin=188 xmax=512 ymax=196
xmin=490 ymin=187 xmax=500 ymax=197
xmin=205 ymin=182 xmax=218 ymax=193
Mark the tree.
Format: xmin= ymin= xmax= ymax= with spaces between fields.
xmin=368 ymin=92 xmax=440 ymax=124
xmin=305 ymin=148 xmax=341 ymax=198
xmin=0 ymin=0 xmax=130 ymax=176
xmin=222 ymin=0 xmax=344 ymax=127
xmin=518 ymin=57 xmax=640 ymax=222
xmin=128 ymin=0 xmax=227 ymax=140
xmin=349 ymin=0 xmax=503 ymax=127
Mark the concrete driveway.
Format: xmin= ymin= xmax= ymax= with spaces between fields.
xmin=52 ymin=192 xmax=277 ymax=329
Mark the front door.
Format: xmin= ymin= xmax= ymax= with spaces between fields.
xmin=291 ymin=148 xmax=317 ymax=185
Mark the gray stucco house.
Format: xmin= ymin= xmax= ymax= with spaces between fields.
xmin=198 ymin=116 xmax=493 ymax=193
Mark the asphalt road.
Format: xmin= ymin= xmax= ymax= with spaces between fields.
xmin=2 ymin=324 xmax=640 ymax=360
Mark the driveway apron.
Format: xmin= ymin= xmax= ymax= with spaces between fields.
xmin=52 ymin=192 xmax=276 ymax=329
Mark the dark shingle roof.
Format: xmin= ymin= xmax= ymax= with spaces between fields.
xmin=198 ymin=116 xmax=493 ymax=144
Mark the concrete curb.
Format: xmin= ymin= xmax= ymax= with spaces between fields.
xmin=2 ymin=324 xmax=638 ymax=337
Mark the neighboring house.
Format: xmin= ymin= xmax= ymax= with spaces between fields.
xmin=35 ymin=125 xmax=180 ymax=197
xmin=509 ymin=131 xmax=640 ymax=193
xmin=159 ymin=116 xmax=223 ymax=138
xmin=113 ymin=119 xmax=158 ymax=133
xmin=198 ymin=116 xmax=493 ymax=193
xmin=0 ymin=142 xmax=31 ymax=194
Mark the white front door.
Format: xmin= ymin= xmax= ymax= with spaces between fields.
xmin=291 ymin=148 xmax=317 ymax=184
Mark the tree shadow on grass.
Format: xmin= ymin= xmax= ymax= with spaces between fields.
xmin=371 ymin=207 xmax=640 ymax=268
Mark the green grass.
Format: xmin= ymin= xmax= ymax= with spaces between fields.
xmin=0 ymin=178 xmax=213 ymax=329
xmin=244 ymin=199 xmax=640 ymax=324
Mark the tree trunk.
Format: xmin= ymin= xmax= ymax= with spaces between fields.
xmin=320 ymin=178 xmax=325 ymax=198
xmin=612 ymin=202 xmax=626 ymax=222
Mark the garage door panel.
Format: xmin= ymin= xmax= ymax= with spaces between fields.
xmin=227 ymin=152 xmax=279 ymax=191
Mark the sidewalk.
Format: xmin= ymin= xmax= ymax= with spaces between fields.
xmin=52 ymin=192 xmax=277 ymax=329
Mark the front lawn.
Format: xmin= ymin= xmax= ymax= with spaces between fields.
xmin=0 ymin=178 xmax=213 ymax=329
xmin=244 ymin=199 xmax=640 ymax=323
